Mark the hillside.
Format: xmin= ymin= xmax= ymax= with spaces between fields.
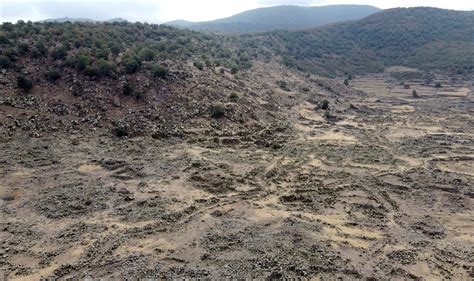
xmin=0 ymin=7 xmax=474 ymax=280
xmin=164 ymin=5 xmax=381 ymax=33
xmin=254 ymin=7 xmax=474 ymax=76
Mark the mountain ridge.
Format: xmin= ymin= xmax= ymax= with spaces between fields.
xmin=164 ymin=5 xmax=381 ymax=33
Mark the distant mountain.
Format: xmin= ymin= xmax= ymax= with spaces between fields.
xmin=164 ymin=20 xmax=195 ymax=28
xmin=164 ymin=5 xmax=381 ymax=33
xmin=254 ymin=7 xmax=474 ymax=75
xmin=40 ymin=17 xmax=128 ymax=23
xmin=105 ymin=18 xmax=128 ymax=23
xmin=40 ymin=17 xmax=94 ymax=23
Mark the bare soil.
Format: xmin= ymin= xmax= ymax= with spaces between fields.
xmin=1 ymin=67 xmax=473 ymax=279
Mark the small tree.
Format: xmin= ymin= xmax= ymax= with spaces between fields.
xmin=412 ymin=90 xmax=419 ymax=98
xmin=343 ymin=79 xmax=349 ymax=87
xmin=320 ymin=99 xmax=329 ymax=110
xmin=17 ymin=76 xmax=33 ymax=92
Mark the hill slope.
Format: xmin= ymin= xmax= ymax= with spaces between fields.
xmin=164 ymin=5 xmax=381 ymax=33
xmin=254 ymin=7 xmax=474 ymax=75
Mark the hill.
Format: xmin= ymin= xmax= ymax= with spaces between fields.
xmin=164 ymin=5 xmax=381 ymax=33
xmin=252 ymin=7 xmax=474 ymax=76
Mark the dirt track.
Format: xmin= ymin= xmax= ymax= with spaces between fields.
xmin=1 ymin=70 xmax=473 ymax=279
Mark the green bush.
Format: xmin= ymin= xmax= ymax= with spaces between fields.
xmin=209 ymin=104 xmax=225 ymax=118
xmin=320 ymin=99 xmax=329 ymax=110
xmin=277 ymin=80 xmax=290 ymax=91
xmin=113 ymin=126 xmax=128 ymax=137
xmin=152 ymin=64 xmax=168 ymax=79
xmin=0 ymin=33 xmax=10 ymax=45
xmin=17 ymin=42 xmax=29 ymax=54
xmin=122 ymin=82 xmax=133 ymax=96
xmin=412 ymin=89 xmax=419 ymax=98
xmin=51 ymin=46 xmax=68 ymax=60
xmin=0 ymin=55 xmax=11 ymax=68
xmin=68 ymin=53 xmax=91 ymax=71
xmin=229 ymin=92 xmax=239 ymax=102
xmin=46 ymin=69 xmax=61 ymax=82
xmin=97 ymin=59 xmax=116 ymax=77
xmin=434 ymin=82 xmax=442 ymax=88
xmin=84 ymin=66 xmax=100 ymax=77
xmin=194 ymin=61 xmax=204 ymax=70
xmin=124 ymin=58 xmax=140 ymax=74
xmin=139 ymin=47 xmax=155 ymax=61
xmin=17 ymin=76 xmax=33 ymax=92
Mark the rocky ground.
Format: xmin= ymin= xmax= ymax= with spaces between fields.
xmin=1 ymin=65 xmax=473 ymax=279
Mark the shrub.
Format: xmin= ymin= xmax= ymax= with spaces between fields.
xmin=0 ymin=33 xmax=10 ymax=45
xmin=152 ymin=64 xmax=168 ymax=79
xmin=68 ymin=53 xmax=91 ymax=71
xmin=229 ymin=92 xmax=239 ymax=102
xmin=0 ymin=55 xmax=11 ymax=68
xmin=277 ymin=80 xmax=290 ymax=91
xmin=51 ymin=46 xmax=68 ymax=60
xmin=412 ymin=90 xmax=419 ymax=98
xmin=343 ymin=79 xmax=349 ymax=86
xmin=84 ymin=66 xmax=100 ymax=77
xmin=209 ymin=104 xmax=225 ymax=118
xmin=46 ymin=69 xmax=61 ymax=82
xmin=35 ymin=41 xmax=48 ymax=57
xmin=113 ymin=126 xmax=128 ymax=137
xmin=194 ymin=61 xmax=204 ymax=70
xmin=17 ymin=42 xmax=29 ymax=54
xmin=122 ymin=82 xmax=133 ymax=96
xmin=124 ymin=58 xmax=140 ymax=74
xmin=97 ymin=59 xmax=116 ymax=77
xmin=320 ymin=99 xmax=329 ymax=110
xmin=3 ymin=48 xmax=17 ymax=60
xmin=139 ymin=47 xmax=155 ymax=61
xmin=17 ymin=76 xmax=33 ymax=92
xmin=434 ymin=82 xmax=442 ymax=88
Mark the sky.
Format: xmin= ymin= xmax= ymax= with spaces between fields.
xmin=1 ymin=0 xmax=473 ymax=23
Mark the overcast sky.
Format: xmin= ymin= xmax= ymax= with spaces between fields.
xmin=1 ymin=0 xmax=473 ymax=23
